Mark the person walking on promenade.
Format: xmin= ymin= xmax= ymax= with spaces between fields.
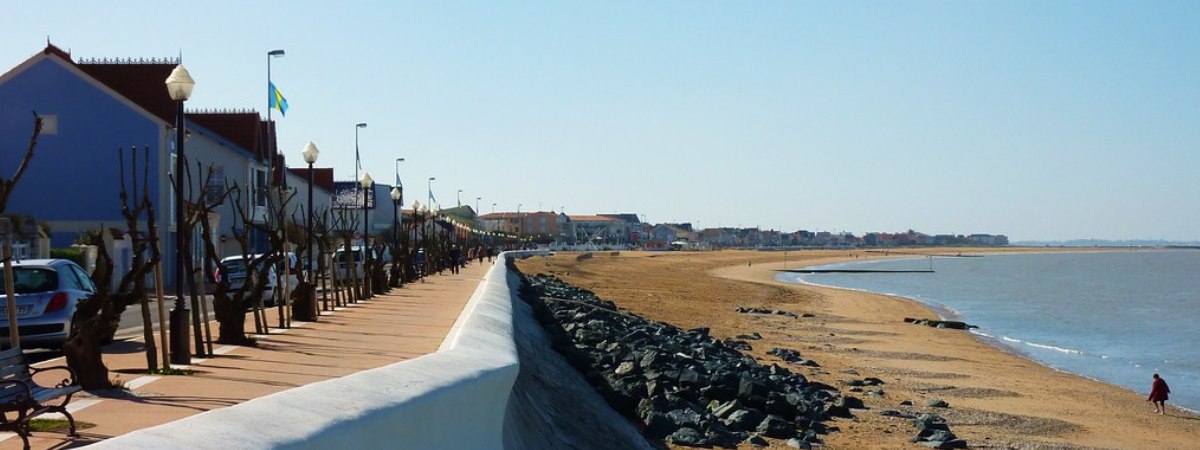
xmin=1148 ymin=373 xmax=1171 ymax=414
xmin=449 ymin=245 xmax=461 ymax=275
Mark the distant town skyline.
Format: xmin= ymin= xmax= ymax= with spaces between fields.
xmin=2 ymin=2 xmax=1196 ymax=241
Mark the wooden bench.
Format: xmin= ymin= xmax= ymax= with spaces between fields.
xmin=0 ymin=347 xmax=81 ymax=449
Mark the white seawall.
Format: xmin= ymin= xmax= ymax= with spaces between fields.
xmin=90 ymin=252 xmax=534 ymax=450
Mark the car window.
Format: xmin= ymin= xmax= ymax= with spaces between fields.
xmin=2 ymin=268 xmax=59 ymax=294
xmin=59 ymin=265 xmax=86 ymax=291
xmin=70 ymin=265 xmax=97 ymax=292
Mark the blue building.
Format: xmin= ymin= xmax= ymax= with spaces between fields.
xmin=0 ymin=45 xmax=318 ymax=288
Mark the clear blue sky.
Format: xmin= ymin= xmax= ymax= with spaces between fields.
xmin=4 ymin=1 xmax=1197 ymax=241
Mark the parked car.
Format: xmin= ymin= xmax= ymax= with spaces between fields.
xmin=333 ymin=246 xmax=376 ymax=282
xmin=216 ymin=253 xmax=299 ymax=306
xmin=0 ymin=259 xmax=97 ymax=349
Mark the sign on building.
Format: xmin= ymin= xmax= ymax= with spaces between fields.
xmin=332 ymin=182 xmax=375 ymax=209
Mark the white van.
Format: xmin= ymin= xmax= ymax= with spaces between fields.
xmin=216 ymin=253 xmax=299 ymax=305
xmin=333 ymin=246 xmax=375 ymax=282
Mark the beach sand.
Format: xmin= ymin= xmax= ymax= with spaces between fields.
xmin=516 ymin=249 xmax=1199 ymax=449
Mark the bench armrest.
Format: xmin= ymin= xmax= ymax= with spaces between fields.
xmin=29 ymin=365 xmax=80 ymax=389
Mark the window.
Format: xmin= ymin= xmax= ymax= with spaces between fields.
xmin=38 ymin=115 xmax=58 ymax=135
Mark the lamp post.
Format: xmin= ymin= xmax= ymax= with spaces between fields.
xmin=360 ymin=172 xmax=374 ymax=299
xmin=301 ymin=142 xmax=319 ymax=303
xmin=352 ymin=123 xmax=367 ymax=236
xmin=393 ymin=158 xmax=404 ymax=286
xmin=390 ymin=186 xmax=402 ymax=287
xmin=457 ymin=189 xmax=463 ymax=208
xmin=516 ymin=203 xmax=523 ymax=247
xmin=427 ymin=177 xmax=435 ymax=208
xmin=166 ymin=64 xmax=195 ymax=365
xmin=412 ymin=200 xmax=423 ymax=281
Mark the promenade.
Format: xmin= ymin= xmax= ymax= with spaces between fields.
xmin=3 ymin=262 xmax=490 ymax=449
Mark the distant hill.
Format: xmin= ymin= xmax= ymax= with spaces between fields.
xmin=1012 ymin=239 xmax=1200 ymax=248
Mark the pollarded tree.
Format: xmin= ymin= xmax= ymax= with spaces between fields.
xmin=63 ymin=147 xmax=162 ymax=388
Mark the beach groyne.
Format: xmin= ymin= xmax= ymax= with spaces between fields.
xmin=89 ymin=251 xmax=629 ymax=450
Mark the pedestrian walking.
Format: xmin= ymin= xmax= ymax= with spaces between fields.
xmin=1148 ymin=373 xmax=1171 ymax=414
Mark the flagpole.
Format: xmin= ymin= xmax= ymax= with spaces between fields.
xmin=266 ymin=49 xmax=285 ymax=255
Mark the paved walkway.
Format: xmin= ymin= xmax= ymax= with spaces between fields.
xmin=4 ymin=262 xmax=490 ymax=449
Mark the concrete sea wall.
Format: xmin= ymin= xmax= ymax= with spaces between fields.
xmin=90 ymin=252 xmax=538 ymax=450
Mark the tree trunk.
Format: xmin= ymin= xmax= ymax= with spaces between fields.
xmin=213 ymin=288 xmax=253 ymax=345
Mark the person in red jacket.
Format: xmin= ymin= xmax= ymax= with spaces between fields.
xmin=1148 ymin=373 xmax=1170 ymax=414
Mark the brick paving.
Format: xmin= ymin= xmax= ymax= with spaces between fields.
xmin=3 ymin=262 xmax=489 ymax=449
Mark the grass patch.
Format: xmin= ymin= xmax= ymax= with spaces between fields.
xmin=28 ymin=418 xmax=95 ymax=433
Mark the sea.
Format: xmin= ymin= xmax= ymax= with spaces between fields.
xmin=778 ymin=250 xmax=1200 ymax=412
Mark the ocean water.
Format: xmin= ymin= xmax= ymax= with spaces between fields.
xmin=778 ymin=250 xmax=1200 ymax=412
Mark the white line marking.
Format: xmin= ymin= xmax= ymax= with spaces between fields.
xmin=124 ymin=376 xmax=160 ymax=390
xmin=213 ymin=345 xmax=237 ymax=355
xmin=38 ymin=398 xmax=103 ymax=420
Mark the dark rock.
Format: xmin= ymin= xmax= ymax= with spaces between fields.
xmin=711 ymin=399 xmax=742 ymax=419
xmin=866 ymin=390 xmax=886 ymax=397
xmin=735 ymin=332 xmax=763 ymax=340
xmin=899 ymin=400 xmax=913 ymax=406
xmin=724 ymin=408 xmax=765 ymax=432
xmin=862 ymin=377 xmax=885 ymax=386
xmin=745 ymin=434 xmax=769 ymax=447
xmin=785 ymin=437 xmax=813 ymax=449
xmin=926 ymin=399 xmax=950 ymax=408
xmin=756 ymin=414 xmax=796 ymax=439
xmin=643 ymin=411 xmax=679 ymax=439
xmin=665 ymin=427 xmax=707 ymax=447
xmin=667 ymin=408 xmax=706 ymax=429
xmin=836 ymin=396 xmax=865 ymax=409
xmin=724 ymin=339 xmax=753 ymax=351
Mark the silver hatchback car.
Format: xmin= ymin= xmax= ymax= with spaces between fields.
xmin=0 ymin=259 xmax=97 ymax=349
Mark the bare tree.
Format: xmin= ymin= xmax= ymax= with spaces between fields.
xmin=63 ymin=146 xmax=161 ymax=389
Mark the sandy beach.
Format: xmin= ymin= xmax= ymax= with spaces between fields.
xmin=516 ymin=249 xmax=1199 ymax=449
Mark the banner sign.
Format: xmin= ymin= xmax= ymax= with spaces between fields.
xmin=332 ymin=182 xmax=375 ymax=209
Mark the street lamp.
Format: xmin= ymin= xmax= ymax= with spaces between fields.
xmin=352 ymin=121 xmax=367 ymax=240
xmin=427 ymin=177 xmax=435 ymax=208
xmin=301 ymin=142 xmax=319 ymax=308
xmin=475 ymin=197 xmax=481 ymax=215
xmin=166 ymin=63 xmax=195 ymax=365
xmin=359 ymin=172 xmax=374 ymax=299
xmin=390 ymin=185 xmax=402 ymax=287
xmin=457 ymin=189 xmax=463 ymax=208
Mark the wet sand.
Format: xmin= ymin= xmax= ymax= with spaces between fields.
xmin=516 ymin=249 xmax=1199 ymax=449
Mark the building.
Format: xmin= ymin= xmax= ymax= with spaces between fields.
xmin=0 ymin=45 xmax=334 ymax=286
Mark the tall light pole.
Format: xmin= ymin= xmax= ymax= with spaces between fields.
xmin=301 ymin=142 xmax=319 ymax=305
xmin=475 ymin=197 xmax=481 ymax=215
xmin=166 ymin=64 xmax=195 ymax=365
xmin=354 ymin=122 xmax=367 ymax=243
xmin=393 ymin=157 xmax=404 ymax=287
xmin=457 ymin=189 xmax=463 ymax=208
xmin=427 ymin=177 xmax=436 ymax=208
xmin=517 ymin=203 xmax=523 ymax=243
xmin=360 ymin=172 xmax=374 ymax=299
xmin=390 ymin=186 xmax=402 ymax=287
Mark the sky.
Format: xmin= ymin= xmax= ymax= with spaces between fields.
xmin=2 ymin=1 xmax=1197 ymax=241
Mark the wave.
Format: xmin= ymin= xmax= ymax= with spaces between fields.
xmin=1001 ymin=336 xmax=1084 ymax=355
